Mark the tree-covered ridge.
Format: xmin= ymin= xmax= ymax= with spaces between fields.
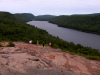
xmin=0 ymin=12 xmax=100 ymax=60
xmin=36 ymin=15 xmax=56 ymax=19
xmin=38 ymin=15 xmax=100 ymax=34
xmin=0 ymin=12 xmax=52 ymax=43
xmin=14 ymin=13 xmax=35 ymax=22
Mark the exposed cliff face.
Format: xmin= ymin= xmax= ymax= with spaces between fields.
xmin=0 ymin=42 xmax=100 ymax=75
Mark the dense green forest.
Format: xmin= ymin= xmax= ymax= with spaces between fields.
xmin=0 ymin=12 xmax=54 ymax=43
xmin=37 ymin=15 xmax=100 ymax=35
xmin=0 ymin=12 xmax=100 ymax=60
xmin=14 ymin=13 xmax=35 ymax=22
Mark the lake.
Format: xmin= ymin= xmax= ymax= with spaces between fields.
xmin=27 ymin=21 xmax=100 ymax=50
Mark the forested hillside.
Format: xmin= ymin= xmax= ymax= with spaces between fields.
xmin=38 ymin=14 xmax=100 ymax=34
xmin=0 ymin=12 xmax=55 ymax=43
xmin=14 ymin=13 xmax=35 ymax=22
xmin=36 ymin=15 xmax=56 ymax=19
xmin=0 ymin=12 xmax=100 ymax=60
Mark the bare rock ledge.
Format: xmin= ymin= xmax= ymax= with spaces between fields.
xmin=0 ymin=42 xmax=100 ymax=75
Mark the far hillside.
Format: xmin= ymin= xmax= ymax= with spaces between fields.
xmin=14 ymin=13 xmax=35 ymax=22
xmin=36 ymin=15 xmax=56 ymax=19
xmin=37 ymin=13 xmax=100 ymax=35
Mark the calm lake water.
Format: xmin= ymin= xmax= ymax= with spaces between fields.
xmin=27 ymin=21 xmax=100 ymax=51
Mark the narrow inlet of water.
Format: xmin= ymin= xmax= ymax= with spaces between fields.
xmin=27 ymin=21 xmax=100 ymax=51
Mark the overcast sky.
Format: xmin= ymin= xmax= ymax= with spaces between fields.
xmin=0 ymin=0 xmax=100 ymax=16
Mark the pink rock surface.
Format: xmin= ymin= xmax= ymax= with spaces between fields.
xmin=0 ymin=42 xmax=100 ymax=75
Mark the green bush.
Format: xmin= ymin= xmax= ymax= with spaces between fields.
xmin=85 ymin=55 xmax=100 ymax=60
xmin=52 ymin=44 xmax=59 ymax=48
xmin=0 ymin=44 xmax=3 ymax=47
xmin=61 ymin=49 xmax=67 ymax=52
xmin=6 ymin=42 xmax=15 ymax=47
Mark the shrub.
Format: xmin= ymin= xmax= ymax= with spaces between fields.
xmin=52 ymin=44 xmax=59 ymax=48
xmin=61 ymin=49 xmax=67 ymax=52
xmin=85 ymin=55 xmax=100 ymax=60
xmin=0 ymin=44 xmax=3 ymax=47
xmin=6 ymin=42 xmax=15 ymax=47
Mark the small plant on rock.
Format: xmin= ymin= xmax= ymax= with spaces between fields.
xmin=52 ymin=44 xmax=59 ymax=48
xmin=6 ymin=42 xmax=15 ymax=47
xmin=0 ymin=44 xmax=3 ymax=47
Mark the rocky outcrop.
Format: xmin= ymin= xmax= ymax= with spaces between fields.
xmin=0 ymin=42 xmax=100 ymax=75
